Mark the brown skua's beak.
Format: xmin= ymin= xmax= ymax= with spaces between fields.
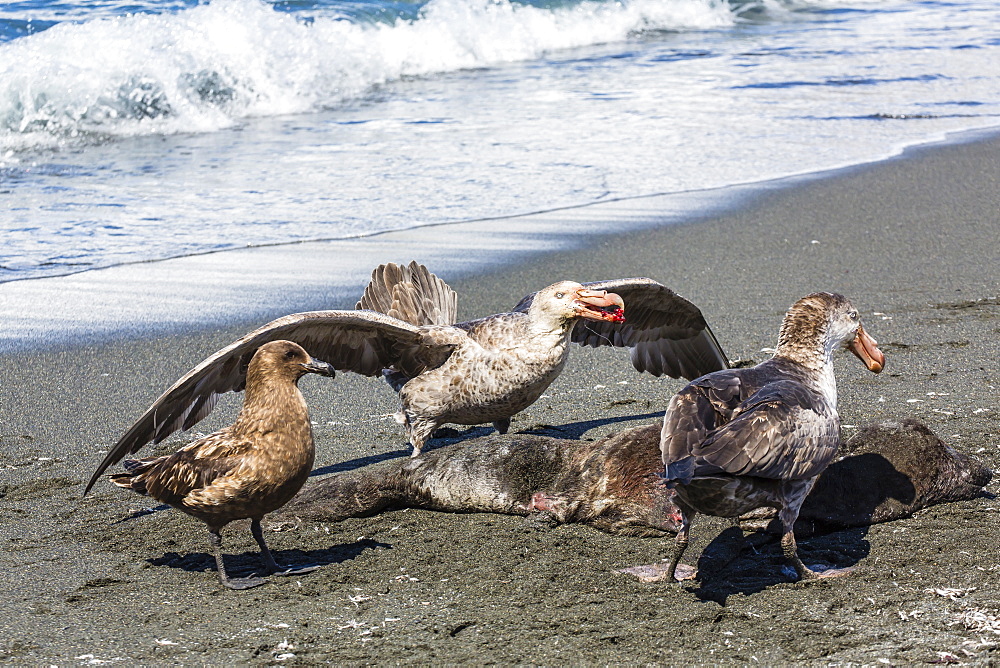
xmin=302 ymin=358 xmax=336 ymax=377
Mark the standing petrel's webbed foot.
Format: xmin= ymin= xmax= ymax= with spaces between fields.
xmin=209 ymin=529 xmax=269 ymax=590
xmin=493 ymin=417 xmax=511 ymax=435
xmin=780 ymin=524 xmax=855 ymax=581
xmin=618 ymin=510 xmax=697 ymax=583
xmin=251 ymin=519 xmax=321 ymax=577
xmin=616 ymin=562 xmax=698 ymax=583
xmin=661 ymin=514 xmax=694 ymax=583
xmin=798 ymin=564 xmax=857 ymax=580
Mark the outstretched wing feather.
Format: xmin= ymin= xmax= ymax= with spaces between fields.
xmin=357 ymin=261 xmax=458 ymax=326
xmin=85 ymin=309 xmax=436 ymax=494
xmin=516 ymin=278 xmax=728 ymax=381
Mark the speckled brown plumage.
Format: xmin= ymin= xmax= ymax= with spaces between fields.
xmin=656 ymin=292 xmax=885 ymax=583
xmin=86 ymin=262 xmax=729 ymax=465
xmin=105 ymin=340 xmax=334 ymax=590
xmin=369 ymin=264 xmax=729 ymax=455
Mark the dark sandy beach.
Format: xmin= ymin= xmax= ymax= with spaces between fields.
xmin=2 ymin=133 xmax=999 ymax=664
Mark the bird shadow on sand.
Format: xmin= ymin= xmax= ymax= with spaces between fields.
xmin=516 ymin=412 xmax=664 ymax=439
xmin=680 ymin=526 xmax=872 ymax=604
xmin=671 ymin=446 xmax=947 ymax=603
xmin=309 ymin=411 xmax=664 ymax=477
xmin=147 ymin=538 xmax=391 ymax=580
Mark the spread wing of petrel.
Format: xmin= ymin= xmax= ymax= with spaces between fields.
xmin=513 ymin=277 xmax=729 ymax=380
xmin=84 ymin=309 xmax=455 ymax=494
xmin=88 ymin=265 xmax=731 ymax=488
xmin=357 ymin=260 xmax=458 ymax=327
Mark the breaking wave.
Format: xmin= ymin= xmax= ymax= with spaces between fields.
xmin=0 ymin=0 xmax=791 ymax=151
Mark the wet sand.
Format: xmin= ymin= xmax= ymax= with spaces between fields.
xmin=2 ymin=133 xmax=999 ymax=664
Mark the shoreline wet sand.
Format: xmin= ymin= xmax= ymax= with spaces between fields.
xmin=2 ymin=133 xmax=999 ymax=664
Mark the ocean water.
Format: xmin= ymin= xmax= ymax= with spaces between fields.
xmin=2 ymin=0 xmax=999 ymax=283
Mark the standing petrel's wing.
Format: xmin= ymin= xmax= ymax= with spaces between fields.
xmin=85 ymin=310 xmax=450 ymax=494
xmin=514 ymin=278 xmax=728 ymax=381
xmin=665 ymin=378 xmax=839 ymax=484
xmin=660 ymin=369 xmax=748 ymax=483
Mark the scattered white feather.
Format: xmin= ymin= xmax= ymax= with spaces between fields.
xmin=927 ymin=586 xmax=976 ymax=600
xmin=953 ymin=608 xmax=1000 ymax=635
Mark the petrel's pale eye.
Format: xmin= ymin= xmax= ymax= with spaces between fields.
xmin=849 ymin=310 xmax=859 ymax=321
xmin=555 ymin=292 xmax=565 ymax=299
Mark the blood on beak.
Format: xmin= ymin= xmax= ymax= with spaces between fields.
xmin=575 ymin=290 xmax=626 ymax=323
xmin=847 ymin=325 xmax=885 ymax=373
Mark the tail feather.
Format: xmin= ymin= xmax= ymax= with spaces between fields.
xmin=121 ymin=458 xmax=147 ymax=474
xmin=357 ymin=261 xmax=458 ymax=326
xmin=109 ymin=457 xmax=160 ymax=495
xmin=664 ymin=456 xmax=696 ymax=487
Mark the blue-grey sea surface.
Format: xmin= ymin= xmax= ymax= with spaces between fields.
xmin=2 ymin=0 xmax=999 ymax=282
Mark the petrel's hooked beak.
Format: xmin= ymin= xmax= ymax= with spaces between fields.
xmin=847 ymin=325 xmax=885 ymax=373
xmin=575 ymin=289 xmax=626 ymax=323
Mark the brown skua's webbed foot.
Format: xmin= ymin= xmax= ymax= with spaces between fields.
xmin=210 ymin=528 xmax=270 ymax=590
xmin=798 ymin=564 xmax=856 ymax=581
xmin=221 ymin=574 xmax=270 ymax=590
xmin=616 ymin=562 xmax=698 ymax=583
xmin=271 ymin=564 xmax=322 ymax=577
xmin=250 ymin=518 xmax=321 ymax=578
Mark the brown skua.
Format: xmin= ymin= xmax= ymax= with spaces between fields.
xmin=92 ymin=340 xmax=335 ymax=590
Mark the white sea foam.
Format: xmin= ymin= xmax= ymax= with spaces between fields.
xmin=2 ymin=0 xmax=999 ymax=283
xmin=0 ymin=0 xmax=754 ymax=150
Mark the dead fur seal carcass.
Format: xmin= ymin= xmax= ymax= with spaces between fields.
xmin=282 ymin=419 xmax=990 ymax=546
